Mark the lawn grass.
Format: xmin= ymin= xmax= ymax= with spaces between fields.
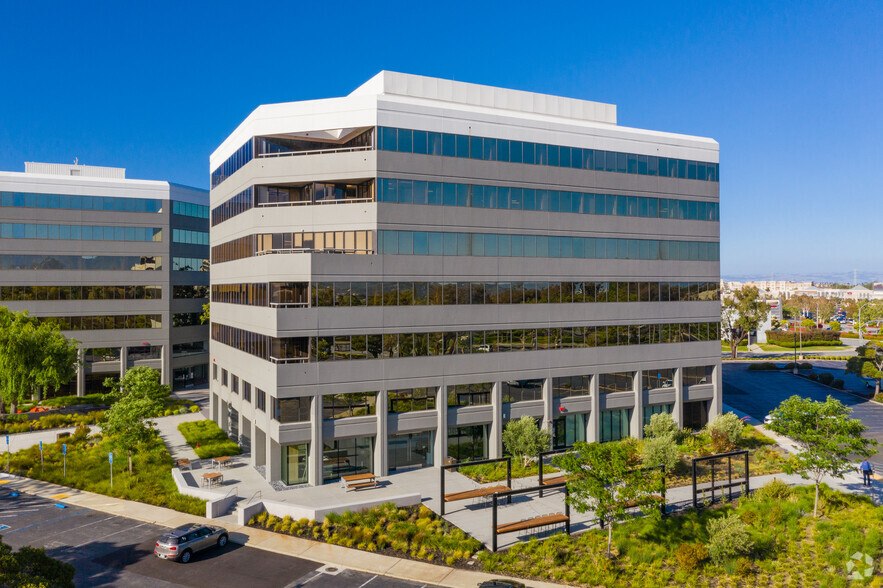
xmin=458 ymin=459 xmax=560 ymax=483
xmin=478 ymin=482 xmax=883 ymax=587
xmin=249 ymin=503 xmax=482 ymax=566
xmin=178 ymin=419 xmax=241 ymax=459
xmin=7 ymin=429 xmax=206 ymax=516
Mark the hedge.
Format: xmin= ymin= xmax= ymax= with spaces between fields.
xmin=765 ymin=329 xmax=842 ymax=346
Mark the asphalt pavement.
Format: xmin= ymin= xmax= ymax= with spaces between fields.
xmin=723 ymin=362 xmax=883 ymax=462
xmin=0 ymin=491 xmax=436 ymax=588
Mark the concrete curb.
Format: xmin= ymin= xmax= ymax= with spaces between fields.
xmin=0 ymin=473 xmax=561 ymax=588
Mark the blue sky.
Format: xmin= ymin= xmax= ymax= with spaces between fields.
xmin=0 ymin=1 xmax=880 ymax=278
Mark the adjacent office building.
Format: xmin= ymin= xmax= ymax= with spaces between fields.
xmin=208 ymin=72 xmax=721 ymax=487
xmin=0 ymin=162 xmax=210 ymax=394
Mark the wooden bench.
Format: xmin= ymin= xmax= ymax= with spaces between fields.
xmin=342 ymin=473 xmax=377 ymax=491
xmin=211 ymin=456 xmax=232 ymax=469
xmin=176 ymin=458 xmax=191 ymax=470
xmin=623 ymin=494 xmax=664 ymax=509
xmin=540 ymin=475 xmax=567 ymax=486
xmin=496 ymin=513 xmax=569 ymax=535
xmin=443 ymin=485 xmax=509 ymax=502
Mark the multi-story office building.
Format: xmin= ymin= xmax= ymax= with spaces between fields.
xmin=0 ymin=162 xmax=210 ymax=394
xmin=209 ymin=72 xmax=721 ymax=487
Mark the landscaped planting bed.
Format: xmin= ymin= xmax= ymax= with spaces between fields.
xmin=8 ymin=427 xmax=206 ymax=516
xmin=178 ymin=419 xmax=241 ymax=459
xmin=249 ymin=503 xmax=482 ymax=566
xmin=0 ymin=411 xmax=104 ymax=435
xmin=478 ymin=482 xmax=883 ymax=587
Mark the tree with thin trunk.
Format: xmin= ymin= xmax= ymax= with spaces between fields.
xmin=502 ymin=415 xmax=551 ymax=468
xmin=767 ymin=395 xmax=877 ymax=518
xmin=554 ymin=439 xmax=664 ymax=556
xmin=101 ymin=390 xmax=162 ymax=474
xmin=721 ymin=286 xmax=770 ymax=359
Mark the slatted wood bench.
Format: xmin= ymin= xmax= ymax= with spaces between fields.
xmin=176 ymin=458 xmax=191 ymax=470
xmin=496 ymin=513 xmax=569 ymax=535
xmin=540 ymin=475 xmax=567 ymax=486
xmin=348 ymin=481 xmax=379 ymax=491
xmin=623 ymin=494 xmax=664 ymax=509
xmin=443 ymin=485 xmax=510 ymax=502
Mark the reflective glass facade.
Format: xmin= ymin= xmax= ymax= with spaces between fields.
xmin=388 ymin=431 xmax=433 ymax=471
xmin=378 ymin=127 xmax=719 ymax=182
xmin=447 ymin=425 xmax=488 ymax=462
xmin=311 ymin=280 xmax=719 ymax=307
xmin=282 ymin=443 xmax=309 ymax=485
xmin=211 ymin=140 xmax=253 ymax=188
xmin=643 ymin=404 xmax=673 ymax=427
xmin=0 ymin=254 xmax=161 ymax=271
xmin=0 ymin=285 xmax=161 ymax=301
xmin=172 ymin=228 xmax=209 ymax=245
xmin=554 ymin=413 xmax=587 ymax=449
xmin=378 ymin=178 xmax=719 ymax=221
xmin=213 ymin=321 xmax=721 ymax=363
xmin=172 ymin=257 xmax=209 ymax=271
xmin=39 ymin=314 xmax=162 ymax=331
xmin=378 ymin=230 xmax=719 ymax=262
xmin=0 ymin=223 xmax=162 ymax=242
xmin=600 ymin=408 xmax=631 ymax=442
xmin=172 ymin=200 xmax=209 ymax=218
xmin=1 ymin=191 xmax=162 ymax=213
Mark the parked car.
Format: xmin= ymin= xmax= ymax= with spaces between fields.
xmin=154 ymin=523 xmax=228 ymax=563
xmin=764 ymin=414 xmax=775 ymax=425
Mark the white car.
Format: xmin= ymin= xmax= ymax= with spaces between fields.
xmin=764 ymin=414 xmax=775 ymax=425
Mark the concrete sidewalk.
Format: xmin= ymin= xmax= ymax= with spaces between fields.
xmin=154 ymin=411 xmax=203 ymax=461
xmin=0 ymin=473 xmax=561 ymax=588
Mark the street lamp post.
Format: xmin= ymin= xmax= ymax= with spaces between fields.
xmin=793 ymin=328 xmax=798 ymax=374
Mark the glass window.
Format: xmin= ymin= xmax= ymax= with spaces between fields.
xmin=322 ymin=392 xmax=377 ymax=419
xmin=600 ymin=409 xmax=631 ymax=442
xmin=389 ymin=431 xmax=434 ymax=471
xmin=554 ymin=413 xmax=586 ymax=449
xmin=683 ymin=365 xmax=714 ymax=387
xmin=323 ymin=436 xmax=373 ymax=482
xmin=447 ymin=382 xmax=492 ymax=407
xmin=502 ymin=379 xmax=544 ymax=403
xmin=642 ymin=369 xmax=675 ymax=390
xmin=281 ymin=443 xmax=309 ymax=485
xmin=553 ymin=375 xmax=591 ymax=399
xmin=447 ymin=425 xmax=488 ymax=462
xmin=598 ymin=372 xmax=634 ymax=394
xmin=388 ymin=387 xmax=437 ymax=413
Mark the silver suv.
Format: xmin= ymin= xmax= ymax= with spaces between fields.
xmin=154 ymin=523 xmax=229 ymax=563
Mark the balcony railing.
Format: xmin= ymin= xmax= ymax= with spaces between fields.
xmin=257 ymin=197 xmax=374 ymax=208
xmin=256 ymin=145 xmax=373 ymax=159
xmin=256 ymin=248 xmax=373 ymax=256
xmin=270 ymin=356 xmax=309 ymax=364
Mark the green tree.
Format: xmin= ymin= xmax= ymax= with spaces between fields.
xmin=200 ymin=301 xmax=210 ymax=325
xmin=800 ymin=318 xmax=815 ymax=329
xmin=721 ymin=286 xmax=770 ymax=358
xmin=554 ymin=440 xmax=664 ymax=556
xmin=502 ymin=416 xmax=551 ymax=467
xmin=0 ymin=537 xmax=75 ymax=588
xmin=0 ymin=307 xmax=79 ymax=414
xmin=828 ymin=320 xmax=841 ymax=331
xmin=101 ymin=390 xmax=162 ymax=474
xmin=641 ymin=434 xmax=679 ymax=472
xmin=846 ymin=342 xmax=883 ymax=396
xmin=767 ymin=395 xmax=877 ymax=517
xmin=104 ymin=366 xmax=169 ymax=404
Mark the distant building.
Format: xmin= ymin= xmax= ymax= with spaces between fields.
xmin=0 ymin=162 xmax=209 ymax=394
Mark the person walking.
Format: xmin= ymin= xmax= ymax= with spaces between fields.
xmin=859 ymin=459 xmax=874 ymax=486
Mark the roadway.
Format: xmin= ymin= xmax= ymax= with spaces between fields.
xmin=723 ymin=362 xmax=883 ymax=462
xmin=0 ymin=491 xmax=437 ymax=588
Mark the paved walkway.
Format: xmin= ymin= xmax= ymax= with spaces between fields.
xmin=4 ymin=425 xmax=101 ymax=454
xmin=153 ymin=412 xmax=203 ymax=461
xmin=0 ymin=473 xmax=560 ymax=588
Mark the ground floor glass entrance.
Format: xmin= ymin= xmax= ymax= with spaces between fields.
xmin=553 ymin=412 xmax=587 ymax=449
xmin=447 ymin=424 xmax=488 ymax=462
xmin=323 ymin=436 xmax=374 ymax=482
xmin=388 ymin=431 xmax=434 ymax=471
xmin=282 ymin=443 xmax=309 ymax=485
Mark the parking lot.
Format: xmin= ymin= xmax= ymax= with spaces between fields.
xmin=723 ymin=362 xmax=883 ymax=461
xmin=0 ymin=491 xmax=437 ymax=588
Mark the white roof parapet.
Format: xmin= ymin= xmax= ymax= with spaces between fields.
xmin=350 ymin=71 xmax=617 ymax=125
xmin=24 ymin=161 xmax=126 ymax=179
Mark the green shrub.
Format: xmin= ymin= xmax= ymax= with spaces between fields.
xmin=644 ymin=412 xmax=679 ymax=439
xmin=818 ymin=373 xmax=834 ymax=385
xmin=178 ymin=419 xmax=241 ymax=459
xmin=641 ymin=434 xmax=679 ymax=471
xmin=674 ymin=542 xmax=709 ymax=571
xmin=747 ymin=362 xmax=778 ymax=371
xmin=753 ymin=478 xmax=792 ymax=501
xmin=189 ymin=405 xmax=200 ymax=413
xmin=248 ymin=503 xmax=481 ymax=566
xmin=704 ymin=413 xmax=744 ymax=453
xmin=40 ymin=393 xmax=112 ymax=407
xmin=0 ymin=411 xmax=104 ymax=435
xmin=831 ymin=378 xmax=844 ymax=389
xmin=8 ymin=431 xmax=205 ymax=516
xmin=706 ymin=513 xmax=754 ymax=563
xmin=808 ymin=373 xmax=819 ymax=381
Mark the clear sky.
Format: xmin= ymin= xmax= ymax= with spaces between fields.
xmin=1 ymin=1 xmax=880 ymax=279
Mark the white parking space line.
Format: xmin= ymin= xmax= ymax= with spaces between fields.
xmin=358 ymin=575 xmax=378 ymax=588
xmin=73 ymin=521 xmax=152 ymax=548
